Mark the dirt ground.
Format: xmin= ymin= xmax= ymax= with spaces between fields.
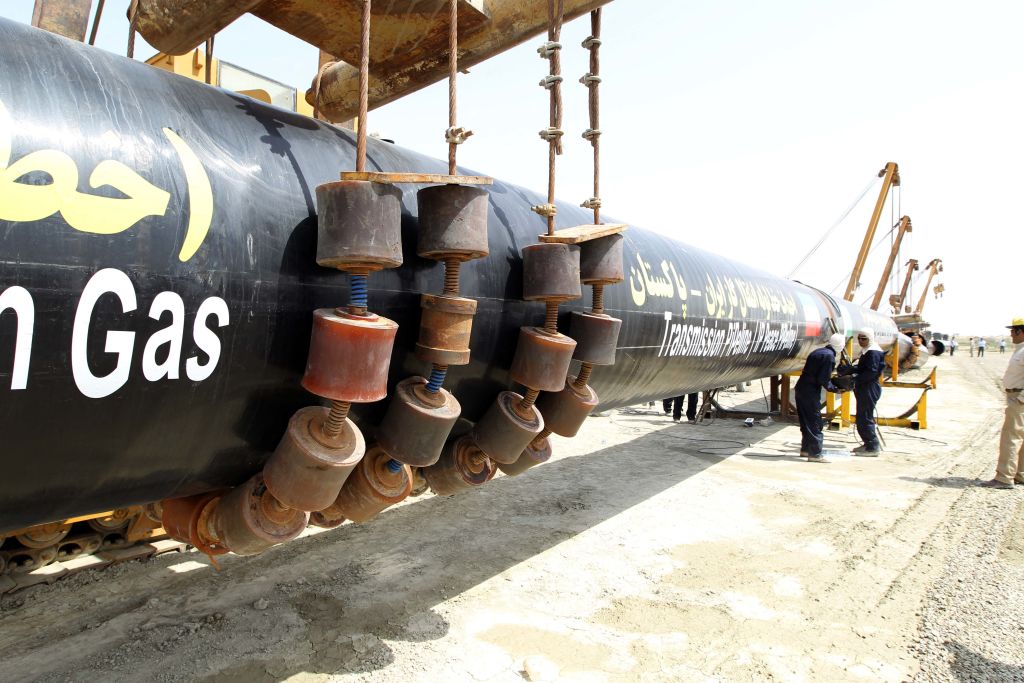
xmin=1 ymin=350 xmax=1021 ymax=682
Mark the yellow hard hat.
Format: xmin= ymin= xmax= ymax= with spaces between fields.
xmin=1009 ymin=317 xmax=1024 ymax=328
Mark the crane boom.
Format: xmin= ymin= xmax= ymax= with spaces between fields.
xmin=844 ymin=162 xmax=900 ymax=301
xmin=890 ymin=258 xmax=919 ymax=313
xmin=869 ymin=215 xmax=912 ymax=310
xmin=915 ymin=259 xmax=943 ymax=315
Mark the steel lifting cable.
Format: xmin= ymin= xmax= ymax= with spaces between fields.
xmin=126 ymin=0 xmax=139 ymax=59
xmin=204 ymin=35 xmax=215 ymax=84
xmin=581 ymin=9 xmax=602 ymax=223
xmin=88 ymin=0 xmax=105 ymax=46
xmin=356 ymin=0 xmax=371 ymax=173
xmin=827 ymin=220 xmax=900 ymax=296
xmin=445 ymin=0 xmax=473 ymax=174
xmin=531 ymin=0 xmax=565 ymax=234
xmin=787 ymin=174 xmax=881 ymax=279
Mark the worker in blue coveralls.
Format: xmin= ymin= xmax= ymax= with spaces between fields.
xmin=848 ymin=327 xmax=885 ymax=456
xmin=795 ymin=333 xmax=846 ymax=462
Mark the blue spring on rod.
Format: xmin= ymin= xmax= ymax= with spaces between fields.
xmin=385 ymin=458 xmax=403 ymax=473
xmin=350 ymin=273 xmax=368 ymax=309
xmin=426 ymin=366 xmax=448 ymax=392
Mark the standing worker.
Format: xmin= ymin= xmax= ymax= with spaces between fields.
xmin=795 ymin=333 xmax=846 ymax=462
xmin=978 ymin=337 xmax=987 ymax=357
xmin=899 ymin=333 xmax=923 ymax=372
xmin=979 ymin=318 xmax=1024 ymax=489
xmin=662 ymin=393 xmax=699 ymax=423
xmin=1000 ymin=338 xmax=1007 ymax=353
xmin=850 ymin=328 xmax=885 ymax=456
xmin=950 ymin=338 xmax=958 ymax=356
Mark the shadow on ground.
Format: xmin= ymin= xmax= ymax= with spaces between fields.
xmin=2 ymin=412 xmax=787 ymax=681
xmin=945 ymin=640 xmax=1024 ymax=682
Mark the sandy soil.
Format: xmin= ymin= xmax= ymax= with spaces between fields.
xmin=0 ymin=350 xmax=1021 ymax=682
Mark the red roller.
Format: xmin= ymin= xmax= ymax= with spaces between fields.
xmin=302 ymin=309 xmax=398 ymax=402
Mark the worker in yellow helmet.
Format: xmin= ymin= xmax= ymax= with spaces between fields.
xmin=980 ymin=318 xmax=1024 ymax=488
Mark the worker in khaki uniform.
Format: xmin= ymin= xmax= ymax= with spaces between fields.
xmin=979 ymin=318 xmax=1024 ymax=489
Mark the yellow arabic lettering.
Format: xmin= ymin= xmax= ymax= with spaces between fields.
xmin=0 ymin=99 xmax=213 ymax=262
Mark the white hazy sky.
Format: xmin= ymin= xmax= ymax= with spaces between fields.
xmin=3 ymin=1 xmax=1022 ymax=336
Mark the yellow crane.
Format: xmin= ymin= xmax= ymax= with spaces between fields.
xmin=889 ymin=258 xmax=919 ymax=313
xmin=869 ymin=215 xmax=912 ymax=310
xmin=914 ymin=259 xmax=943 ymax=315
xmin=844 ymin=162 xmax=901 ymax=301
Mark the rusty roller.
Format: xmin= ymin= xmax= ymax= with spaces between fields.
xmin=521 ymin=243 xmax=582 ymax=302
xmin=416 ymin=184 xmax=490 ymax=262
xmin=423 ymin=435 xmax=497 ymax=496
xmin=509 ymin=327 xmax=577 ymax=392
xmin=302 ymin=309 xmax=398 ymax=402
xmin=315 ymin=180 xmax=404 ymax=272
xmin=471 ymin=390 xmax=544 ymax=465
xmin=160 ymin=491 xmax=229 ymax=556
xmin=327 ymin=446 xmax=412 ymax=523
xmin=213 ymin=473 xmax=309 ymax=556
xmin=376 ymin=376 xmax=461 ymax=467
xmin=416 ymin=295 xmax=478 ymax=366
xmin=569 ymin=312 xmax=621 ymax=366
xmin=262 ymin=406 xmax=366 ymax=512
xmin=537 ymin=378 xmax=600 ymax=438
xmin=497 ymin=435 xmax=553 ymax=477
xmin=579 ymin=234 xmax=625 ymax=284
xmin=309 ymin=510 xmax=346 ymax=529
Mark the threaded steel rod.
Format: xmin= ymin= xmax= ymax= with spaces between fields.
xmin=323 ymin=401 xmax=351 ymax=438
